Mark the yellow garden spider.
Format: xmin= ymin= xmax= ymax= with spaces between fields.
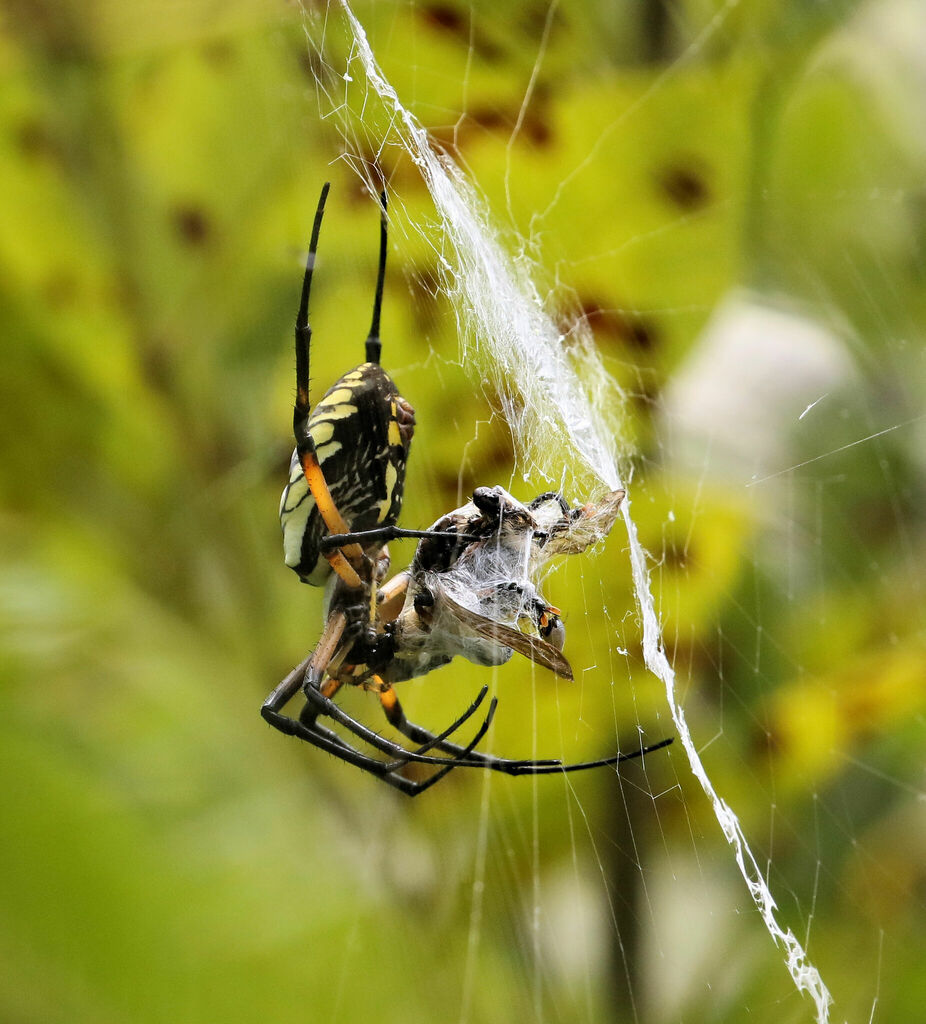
xmin=261 ymin=183 xmax=672 ymax=795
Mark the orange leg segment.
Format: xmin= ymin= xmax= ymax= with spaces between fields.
xmin=378 ymin=683 xmax=402 ymax=726
xmin=377 ymin=571 xmax=410 ymax=623
xmin=323 ymin=549 xmax=363 ymax=590
xmin=320 ymin=677 xmax=342 ymax=700
xmin=299 ymin=445 xmax=366 ymax=588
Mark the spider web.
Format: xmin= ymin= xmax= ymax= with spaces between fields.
xmin=297 ymin=3 xmax=925 ymax=1022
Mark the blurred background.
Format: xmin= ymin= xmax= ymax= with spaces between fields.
xmin=2 ymin=0 xmax=925 ymax=1021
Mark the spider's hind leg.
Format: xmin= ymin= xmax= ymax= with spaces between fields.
xmin=377 ymin=684 xmax=562 ymax=770
xmin=376 ymin=682 xmax=674 ymax=776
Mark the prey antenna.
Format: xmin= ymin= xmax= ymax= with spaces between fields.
xmin=365 ymin=189 xmax=388 ymax=365
xmin=294 ymin=181 xmax=331 ymax=436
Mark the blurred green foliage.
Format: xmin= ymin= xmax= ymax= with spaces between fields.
xmin=2 ymin=1 xmax=925 ymax=1022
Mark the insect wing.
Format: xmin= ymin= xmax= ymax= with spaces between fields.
xmin=541 ymin=489 xmax=626 ymax=557
xmin=435 ymin=587 xmax=574 ymax=680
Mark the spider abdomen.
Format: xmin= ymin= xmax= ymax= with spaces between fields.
xmin=280 ymin=361 xmax=415 ymax=584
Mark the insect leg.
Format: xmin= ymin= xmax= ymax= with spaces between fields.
xmin=527 ymin=491 xmax=572 ymax=515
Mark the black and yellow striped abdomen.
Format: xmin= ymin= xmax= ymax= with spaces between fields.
xmin=280 ymin=362 xmax=415 ymax=585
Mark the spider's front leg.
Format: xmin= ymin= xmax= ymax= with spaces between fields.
xmin=279 ymin=182 xmax=416 ymax=592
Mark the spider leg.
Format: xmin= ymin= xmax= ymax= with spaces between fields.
xmin=263 ymin=643 xmax=504 ymax=800
xmin=266 ymin=667 xmax=463 ymax=796
xmin=292 ymin=182 xmax=329 ymax=424
xmin=300 ymin=679 xmax=498 ymax=769
xmin=354 ymin=699 xmax=499 ymax=797
xmin=265 ymin=651 xmax=672 ymax=787
xmin=386 ymin=691 xmax=499 ymax=796
xmin=377 ymin=681 xmax=673 ymax=774
xmin=297 ymin=443 xmax=366 ymax=587
xmin=288 ymin=183 xmax=384 ymax=592
xmin=261 ymin=610 xmax=408 ymax=764
xmin=319 ymin=527 xmax=480 ymax=552
xmin=364 ymin=189 xmax=387 ymax=365
xmin=263 ymin=657 xmax=385 ymax=765
xmin=262 ymin=652 xmax=315 ymax=732
xmin=450 ymin=735 xmax=675 ymax=776
xmin=262 ymin=593 xmax=498 ymax=772
xmin=376 ymin=684 xmax=557 ymax=768
xmin=261 ymin=610 xmax=348 ymax=742
xmin=320 ymin=545 xmax=364 ymax=590
xmin=376 ymin=570 xmax=409 ymax=623
xmin=289 ymin=680 xmax=507 ymax=794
